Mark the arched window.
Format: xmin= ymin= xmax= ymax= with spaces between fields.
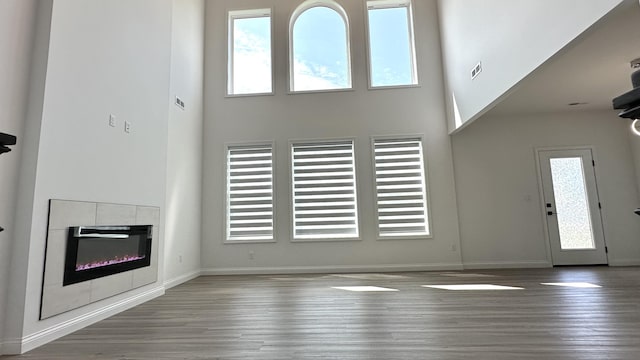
xmin=290 ymin=1 xmax=352 ymax=92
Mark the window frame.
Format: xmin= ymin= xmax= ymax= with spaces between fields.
xmin=289 ymin=137 xmax=361 ymax=242
xmin=371 ymin=135 xmax=432 ymax=240
xmin=226 ymin=7 xmax=275 ymax=97
xmin=364 ymin=0 xmax=420 ymax=89
xmin=288 ymin=0 xmax=354 ymax=94
xmin=223 ymin=141 xmax=277 ymax=244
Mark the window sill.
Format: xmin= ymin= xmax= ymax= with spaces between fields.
xmin=225 ymin=92 xmax=275 ymax=99
xmin=368 ymin=83 xmax=421 ymax=91
xmin=288 ymin=87 xmax=355 ymax=95
xmin=224 ymin=239 xmax=276 ymax=244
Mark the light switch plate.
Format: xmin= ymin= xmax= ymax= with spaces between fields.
xmin=124 ymin=120 xmax=131 ymax=133
xmin=109 ymin=114 xmax=116 ymax=127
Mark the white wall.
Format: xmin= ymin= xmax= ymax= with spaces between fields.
xmin=202 ymin=0 xmax=462 ymax=273
xmin=0 ymin=0 xmax=38 ymax=353
xmin=451 ymin=110 xmax=640 ymax=268
xmin=3 ymin=0 xmax=52 ymax=353
xmin=164 ymin=0 xmax=204 ymax=286
xmin=4 ymin=0 xmax=174 ymax=354
xmin=438 ymin=0 xmax=624 ymax=132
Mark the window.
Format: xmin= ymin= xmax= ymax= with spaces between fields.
xmin=291 ymin=140 xmax=359 ymax=240
xmin=225 ymin=143 xmax=274 ymax=242
xmin=373 ymin=137 xmax=429 ymax=238
xmin=290 ymin=1 xmax=352 ymax=92
xmin=366 ymin=0 xmax=418 ymax=87
xmin=228 ymin=9 xmax=272 ymax=95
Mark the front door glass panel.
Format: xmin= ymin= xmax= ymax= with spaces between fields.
xmin=549 ymin=157 xmax=595 ymax=250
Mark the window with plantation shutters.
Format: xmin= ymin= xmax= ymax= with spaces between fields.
xmin=291 ymin=140 xmax=359 ymax=240
xmin=373 ymin=137 xmax=430 ymax=238
xmin=225 ymin=143 xmax=274 ymax=242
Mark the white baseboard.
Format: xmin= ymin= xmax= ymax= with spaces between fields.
xmin=164 ymin=270 xmax=201 ymax=289
xmin=463 ymin=261 xmax=551 ymax=270
xmin=201 ymin=263 xmax=464 ymax=275
xmin=608 ymin=259 xmax=640 ymax=266
xmin=4 ymin=286 xmax=164 ymax=355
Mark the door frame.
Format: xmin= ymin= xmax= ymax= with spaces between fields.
xmin=534 ymin=145 xmax=608 ymax=266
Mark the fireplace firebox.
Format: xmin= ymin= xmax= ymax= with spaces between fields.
xmin=63 ymin=225 xmax=153 ymax=286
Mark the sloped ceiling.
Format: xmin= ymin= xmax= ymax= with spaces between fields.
xmin=486 ymin=0 xmax=640 ymax=117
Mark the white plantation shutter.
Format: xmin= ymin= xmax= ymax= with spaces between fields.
xmin=226 ymin=144 xmax=274 ymax=241
xmin=373 ymin=137 xmax=430 ymax=237
xmin=291 ymin=140 xmax=359 ymax=239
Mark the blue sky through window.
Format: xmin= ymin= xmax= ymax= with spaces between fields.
xmin=368 ymin=6 xmax=415 ymax=87
xmin=292 ymin=6 xmax=350 ymax=91
xmin=230 ymin=3 xmax=416 ymax=94
xmin=231 ymin=14 xmax=271 ymax=94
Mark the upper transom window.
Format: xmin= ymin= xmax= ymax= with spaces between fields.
xmin=290 ymin=1 xmax=352 ymax=92
xmin=366 ymin=0 xmax=418 ymax=87
xmin=227 ymin=9 xmax=273 ymax=95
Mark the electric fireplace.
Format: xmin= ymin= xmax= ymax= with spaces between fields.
xmin=63 ymin=225 xmax=153 ymax=286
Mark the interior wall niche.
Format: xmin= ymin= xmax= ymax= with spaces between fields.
xmin=40 ymin=200 xmax=160 ymax=320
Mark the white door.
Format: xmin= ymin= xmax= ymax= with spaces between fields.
xmin=538 ymin=149 xmax=608 ymax=265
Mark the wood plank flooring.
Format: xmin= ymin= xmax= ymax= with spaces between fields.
xmin=5 ymin=267 xmax=640 ymax=359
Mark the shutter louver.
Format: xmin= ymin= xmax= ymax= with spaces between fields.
xmin=226 ymin=144 xmax=274 ymax=241
xmin=374 ymin=138 xmax=429 ymax=237
xmin=291 ymin=140 xmax=359 ymax=239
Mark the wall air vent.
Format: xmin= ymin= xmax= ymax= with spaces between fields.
xmin=471 ymin=61 xmax=482 ymax=80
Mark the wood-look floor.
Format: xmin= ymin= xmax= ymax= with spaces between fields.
xmin=5 ymin=267 xmax=640 ymax=359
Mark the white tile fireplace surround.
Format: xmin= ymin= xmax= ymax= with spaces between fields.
xmin=40 ymin=200 xmax=160 ymax=319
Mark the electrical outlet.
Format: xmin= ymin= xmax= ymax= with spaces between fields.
xmin=451 ymin=244 xmax=457 ymax=252
xmin=471 ymin=61 xmax=482 ymax=80
xmin=124 ymin=120 xmax=131 ymax=133
xmin=249 ymin=251 xmax=255 ymax=260
xmin=178 ymin=255 xmax=183 ymax=263
xmin=109 ymin=114 xmax=116 ymax=127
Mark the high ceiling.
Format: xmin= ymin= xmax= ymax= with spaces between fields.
xmin=486 ymin=0 xmax=640 ymax=117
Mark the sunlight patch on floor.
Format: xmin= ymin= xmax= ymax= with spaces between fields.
xmin=422 ymin=284 xmax=524 ymax=291
xmin=541 ymin=282 xmax=601 ymax=288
